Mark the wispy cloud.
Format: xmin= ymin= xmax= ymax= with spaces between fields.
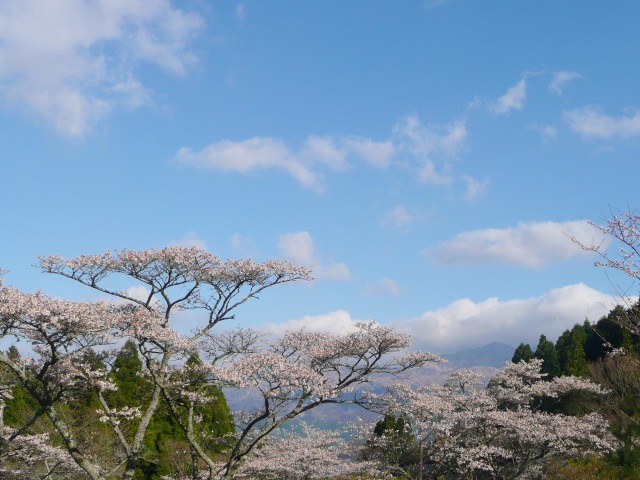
xmin=392 ymin=115 xmax=467 ymax=184
xmin=278 ymin=231 xmax=350 ymax=281
xmin=0 ymin=0 xmax=204 ymax=136
xmin=491 ymin=78 xmax=527 ymax=115
xmin=548 ymin=71 xmax=580 ymax=95
xmin=300 ymin=135 xmax=350 ymax=171
xmin=564 ymin=106 xmax=640 ymax=139
xmin=426 ymin=220 xmax=605 ymax=268
xmin=342 ymin=136 xmax=395 ymax=168
xmin=393 ymin=284 xmax=616 ymax=353
xmin=461 ymin=175 xmax=489 ymax=203
xmin=364 ymin=278 xmax=402 ymax=298
xmin=380 ymin=205 xmax=415 ymax=231
xmin=176 ymin=115 xmax=465 ymax=190
xmin=175 ymin=135 xmax=395 ymax=192
xmin=175 ymin=137 xmax=322 ymax=191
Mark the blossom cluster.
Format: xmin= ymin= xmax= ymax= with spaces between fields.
xmin=364 ymin=361 xmax=618 ymax=478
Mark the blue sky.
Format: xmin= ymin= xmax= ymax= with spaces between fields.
xmin=1 ymin=0 xmax=639 ymax=353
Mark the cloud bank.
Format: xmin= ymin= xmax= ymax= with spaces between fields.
xmin=259 ymin=284 xmax=618 ymax=354
xmin=393 ymin=283 xmax=617 ymax=353
xmin=427 ymin=220 xmax=604 ymax=268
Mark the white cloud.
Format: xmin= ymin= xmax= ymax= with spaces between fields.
xmin=564 ymin=106 xmax=640 ymax=139
xmin=548 ymin=71 xmax=580 ymax=95
xmin=380 ymin=205 xmax=415 ymax=231
xmin=175 ymin=115 xmax=468 ymax=191
xmin=461 ymin=175 xmax=489 ymax=203
xmin=261 ymin=310 xmax=366 ymax=337
xmin=491 ymin=78 xmax=527 ymax=115
xmin=0 ymin=0 xmax=204 ymax=136
xmin=393 ymin=284 xmax=617 ymax=353
xmin=364 ymin=278 xmax=402 ymax=298
xmin=108 ymin=77 xmax=153 ymax=109
xmin=427 ymin=220 xmax=605 ymax=268
xmin=278 ymin=231 xmax=351 ymax=281
xmin=342 ymin=136 xmax=395 ymax=168
xmin=122 ymin=285 xmax=152 ymax=303
xmin=175 ymin=133 xmax=397 ymax=190
xmin=393 ymin=115 xmax=467 ymax=184
xmin=175 ymin=137 xmax=322 ymax=191
xmin=300 ymin=135 xmax=349 ymax=171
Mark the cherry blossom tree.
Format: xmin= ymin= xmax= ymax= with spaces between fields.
xmin=196 ymin=324 xmax=439 ymax=479
xmin=364 ymin=361 xmax=617 ymax=479
xmin=0 ymin=428 xmax=85 ymax=479
xmin=233 ymin=423 xmax=381 ymax=480
xmin=0 ymin=247 xmax=440 ymax=479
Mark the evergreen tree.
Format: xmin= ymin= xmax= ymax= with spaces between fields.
xmin=512 ymin=343 xmax=535 ymax=364
xmin=557 ymin=325 xmax=589 ymax=377
xmin=106 ymin=342 xmax=234 ymax=479
xmin=594 ymin=308 xmax=634 ymax=356
xmin=534 ymin=335 xmax=561 ymax=378
xmin=109 ymin=340 xmax=149 ymax=409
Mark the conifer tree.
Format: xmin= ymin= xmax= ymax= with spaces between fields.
xmin=534 ymin=335 xmax=561 ymax=378
xmin=512 ymin=343 xmax=535 ymax=364
xmin=557 ymin=325 xmax=589 ymax=377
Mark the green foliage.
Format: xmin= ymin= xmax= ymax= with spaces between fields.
xmin=512 ymin=342 xmax=535 ymax=364
xmin=548 ymin=455 xmax=626 ymax=480
xmin=535 ymin=335 xmax=561 ymax=378
xmin=109 ymin=340 xmax=148 ymax=409
xmin=587 ymin=306 xmax=637 ymax=360
xmin=111 ymin=347 xmax=235 ymax=479
xmin=2 ymin=347 xmax=39 ymax=428
xmin=105 ymin=343 xmax=235 ymax=479
xmin=556 ymin=325 xmax=589 ymax=377
xmin=1 ymin=341 xmax=235 ymax=480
